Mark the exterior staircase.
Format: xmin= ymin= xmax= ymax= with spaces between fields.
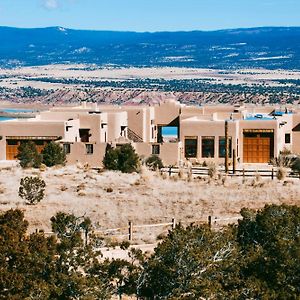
xmin=127 ymin=128 xmax=143 ymax=143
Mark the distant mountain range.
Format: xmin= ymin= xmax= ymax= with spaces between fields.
xmin=1 ymin=26 xmax=300 ymax=69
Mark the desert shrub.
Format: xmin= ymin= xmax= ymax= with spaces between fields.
xmin=42 ymin=141 xmax=66 ymax=167
xmin=277 ymin=167 xmax=287 ymax=180
xmin=145 ymin=155 xmax=163 ymax=170
xmin=272 ymin=152 xmax=295 ymax=168
xmin=103 ymin=143 xmax=139 ymax=173
xmin=18 ymin=176 xmax=46 ymax=205
xmin=17 ymin=141 xmax=42 ymax=168
xmin=207 ymin=162 xmax=217 ymax=178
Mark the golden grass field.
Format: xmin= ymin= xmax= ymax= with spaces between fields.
xmin=0 ymin=162 xmax=299 ymax=244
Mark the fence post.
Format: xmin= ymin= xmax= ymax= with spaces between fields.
xmin=242 ymin=168 xmax=245 ymax=179
xmin=271 ymin=168 xmax=274 ymax=180
xmin=208 ymin=216 xmax=212 ymax=228
xmin=225 ymin=120 xmax=229 ymax=173
xmin=233 ymin=149 xmax=236 ymax=174
xmin=172 ymin=218 xmax=176 ymax=229
xmin=168 ymin=166 xmax=172 ymax=177
xmin=128 ymin=221 xmax=133 ymax=241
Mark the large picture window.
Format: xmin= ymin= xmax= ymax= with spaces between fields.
xmin=219 ymin=137 xmax=232 ymax=158
xmin=202 ymin=136 xmax=215 ymax=158
xmin=185 ymin=137 xmax=198 ymax=158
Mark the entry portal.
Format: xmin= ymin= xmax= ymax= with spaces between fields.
xmin=243 ymin=130 xmax=274 ymax=163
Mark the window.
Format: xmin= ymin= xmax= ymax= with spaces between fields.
xmin=86 ymin=144 xmax=93 ymax=155
xmin=79 ymin=129 xmax=90 ymax=142
xmin=219 ymin=137 xmax=232 ymax=158
xmin=63 ymin=143 xmax=71 ymax=154
xmin=285 ymin=133 xmax=291 ymax=144
xmin=202 ymin=137 xmax=215 ymax=158
xmin=152 ymin=144 xmax=160 ymax=155
xmin=185 ymin=137 xmax=198 ymax=158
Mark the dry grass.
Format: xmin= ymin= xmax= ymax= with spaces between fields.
xmin=0 ymin=163 xmax=299 ymax=243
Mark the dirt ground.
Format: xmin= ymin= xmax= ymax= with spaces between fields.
xmin=0 ymin=161 xmax=299 ymax=244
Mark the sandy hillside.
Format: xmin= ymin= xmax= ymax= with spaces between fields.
xmin=0 ymin=162 xmax=299 ymax=243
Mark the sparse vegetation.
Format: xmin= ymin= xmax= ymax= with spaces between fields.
xmin=207 ymin=161 xmax=218 ymax=178
xmin=277 ymin=167 xmax=287 ymax=180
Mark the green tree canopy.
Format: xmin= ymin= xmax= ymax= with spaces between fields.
xmin=18 ymin=176 xmax=46 ymax=205
xmin=103 ymin=143 xmax=140 ymax=173
xmin=42 ymin=141 xmax=66 ymax=167
xmin=17 ymin=141 xmax=42 ymax=168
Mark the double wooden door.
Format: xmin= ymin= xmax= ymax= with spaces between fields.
xmin=243 ymin=136 xmax=271 ymax=163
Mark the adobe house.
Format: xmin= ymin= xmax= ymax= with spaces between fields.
xmin=0 ymin=100 xmax=297 ymax=167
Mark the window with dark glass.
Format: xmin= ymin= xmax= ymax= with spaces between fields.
xmin=219 ymin=137 xmax=232 ymax=158
xmin=202 ymin=136 xmax=215 ymax=158
xmin=86 ymin=144 xmax=93 ymax=154
xmin=185 ymin=138 xmax=198 ymax=158
xmin=63 ymin=143 xmax=71 ymax=154
xmin=285 ymin=133 xmax=291 ymax=144
xmin=152 ymin=144 xmax=160 ymax=155
xmin=79 ymin=129 xmax=90 ymax=142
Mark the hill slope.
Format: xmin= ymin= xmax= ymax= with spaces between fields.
xmin=1 ymin=26 xmax=300 ymax=69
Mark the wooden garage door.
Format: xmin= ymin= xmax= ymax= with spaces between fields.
xmin=6 ymin=140 xmax=49 ymax=160
xmin=243 ymin=137 xmax=271 ymax=163
xmin=6 ymin=140 xmax=20 ymax=160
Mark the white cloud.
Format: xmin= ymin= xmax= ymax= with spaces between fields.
xmin=43 ymin=0 xmax=59 ymax=10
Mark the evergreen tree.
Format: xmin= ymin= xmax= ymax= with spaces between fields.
xmin=18 ymin=176 xmax=46 ymax=205
xmin=103 ymin=144 xmax=120 ymax=171
xmin=17 ymin=141 xmax=42 ymax=168
xmin=42 ymin=141 xmax=66 ymax=167
xmin=103 ymin=144 xmax=139 ymax=173
xmin=145 ymin=155 xmax=164 ymax=170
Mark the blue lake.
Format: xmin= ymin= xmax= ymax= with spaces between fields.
xmin=0 ymin=117 xmax=14 ymax=121
xmin=1 ymin=108 xmax=33 ymax=113
xmin=0 ymin=108 xmax=34 ymax=121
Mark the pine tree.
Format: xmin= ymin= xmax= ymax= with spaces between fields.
xmin=17 ymin=141 xmax=42 ymax=168
xmin=42 ymin=141 xmax=66 ymax=167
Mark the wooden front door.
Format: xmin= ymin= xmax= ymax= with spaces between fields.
xmin=243 ymin=136 xmax=271 ymax=163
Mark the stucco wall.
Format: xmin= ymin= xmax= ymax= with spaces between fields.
xmin=66 ymin=142 xmax=107 ymax=168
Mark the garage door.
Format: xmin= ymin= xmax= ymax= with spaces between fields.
xmin=243 ymin=137 xmax=271 ymax=163
xmin=6 ymin=139 xmax=50 ymax=160
xmin=6 ymin=140 xmax=20 ymax=160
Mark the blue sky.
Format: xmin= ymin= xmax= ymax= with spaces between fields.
xmin=0 ymin=0 xmax=299 ymax=31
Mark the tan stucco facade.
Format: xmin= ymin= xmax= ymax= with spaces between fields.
xmin=0 ymin=100 xmax=299 ymax=167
